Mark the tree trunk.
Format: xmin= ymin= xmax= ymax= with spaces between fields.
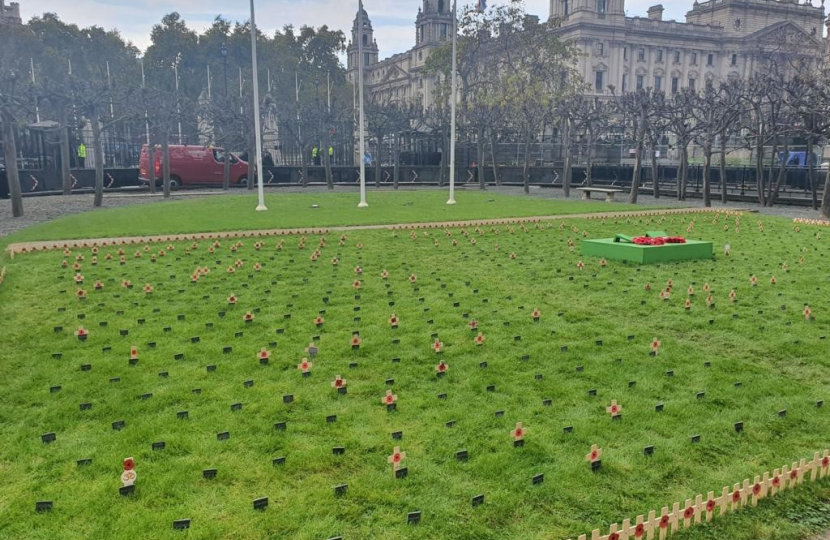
xmin=393 ymin=131 xmax=400 ymax=190
xmin=490 ymin=136 xmax=500 ymax=186
xmin=586 ymin=127 xmax=594 ymax=188
xmin=755 ymin=140 xmax=766 ymax=206
xmin=766 ymin=135 xmax=778 ymax=205
xmin=679 ymin=146 xmax=689 ymax=201
xmin=650 ymin=143 xmax=659 ymax=199
xmin=676 ymin=138 xmax=686 ymax=200
xmin=323 ymin=130 xmax=333 ymax=190
xmin=522 ymin=128 xmax=532 ymax=195
xmin=300 ymin=144 xmax=308 ymax=187
xmin=90 ymin=107 xmax=105 ymax=208
xmin=59 ymin=105 xmax=72 ymax=195
xmin=162 ymin=128 xmax=171 ymax=199
xmin=628 ymin=137 xmax=644 ymax=204
xmin=821 ymin=165 xmax=830 ymax=219
xmin=719 ymin=138 xmax=728 ymax=204
xmin=807 ymin=138 xmax=818 ymax=210
xmin=439 ymin=130 xmax=448 ymax=188
xmin=222 ymin=144 xmax=231 ymax=190
xmin=147 ymin=139 xmax=157 ymax=194
xmin=374 ymin=132 xmax=383 ymax=188
xmin=702 ymin=141 xmax=712 ymax=207
xmin=477 ymin=125 xmax=485 ymax=190
xmin=768 ymin=138 xmax=788 ymax=207
xmin=1 ymin=109 xmax=23 ymax=217
xmin=562 ymin=118 xmax=572 ymax=197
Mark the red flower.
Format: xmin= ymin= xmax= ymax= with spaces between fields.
xmin=474 ymin=332 xmax=485 ymax=345
xmin=433 ymin=339 xmax=443 ymax=353
xmin=634 ymin=523 xmax=645 ymax=538
xmin=259 ymin=348 xmax=270 ymax=360
xmin=804 ymin=306 xmax=812 ymax=320
xmin=74 ymin=274 xmax=84 ymax=284
xmin=382 ymin=390 xmax=397 ymax=405
xmin=315 ymin=316 xmax=324 ymax=326
xmin=609 ymin=534 xmax=619 ymax=540
xmin=531 ymin=308 xmax=541 ymax=321
xmin=332 ymin=375 xmax=345 ymax=388
xmin=706 ymin=499 xmax=716 ymax=512
xmin=121 ymin=280 xmax=131 ymax=288
xmin=683 ymin=506 xmax=695 ymax=519
xmin=436 ymin=361 xmax=448 ymax=373
xmin=94 ymin=281 xmax=103 ymax=290
xmin=469 ymin=320 xmax=479 ymax=331
xmin=123 ymin=457 xmax=135 ymax=471
xmin=75 ymin=326 xmax=88 ymax=338
xmin=823 ymin=457 xmax=829 ymax=469
xmin=243 ymin=311 xmax=254 ymax=322
xmin=354 ymin=266 xmax=362 ymax=275
xmin=752 ymin=483 xmax=762 ymax=496
xmin=228 ymin=294 xmax=237 ymax=305
xmin=650 ymin=338 xmax=661 ymax=354
xmin=351 ymin=335 xmax=361 ymax=348
xmin=790 ymin=470 xmax=799 ymax=480
xmin=684 ymin=298 xmax=692 ymax=310
xmin=353 ymin=280 xmax=361 ymax=289
xmin=389 ymin=314 xmax=399 ymax=328
xmin=297 ymin=358 xmax=312 ymax=373
xmin=409 ymin=274 xmax=417 ymax=283
xmin=76 ymin=289 xmax=87 ymax=299
xmin=732 ymin=490 xmax=742 ymax=503
xmin=659 ymin=515 xmax=669 ymax=529
xmin=772 ymin=476 xmax=781 ymax=488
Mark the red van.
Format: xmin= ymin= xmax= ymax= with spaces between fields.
xmin=138 ymin=145 xmax=249 ymax=189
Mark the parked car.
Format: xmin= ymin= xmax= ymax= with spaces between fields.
xmin=138 ymin=145 xmax=248 ymax=189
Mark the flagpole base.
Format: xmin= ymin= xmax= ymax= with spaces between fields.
xmin=358 ymin=201 xmax=369 ymax=208
xmin=446 ymin=199 xmax=456 ymax=205
xmin=255 ymin=205 xmax=268 ymax=212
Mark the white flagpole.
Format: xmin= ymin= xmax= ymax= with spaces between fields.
xmin=357 ymin=0 xmax=368 ymax=208
xmin=30 ymin=58 xmax=40 ymax=123
xmin=447 ymin=0 xmax=458 ymax=205
xmin=207 ymin=64 xmax=211 ymax=99
xmin=250 ymin=0 xmax=268 ymax=211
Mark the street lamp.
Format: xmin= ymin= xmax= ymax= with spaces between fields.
xmin=220 ymin=43 xmax=229 ymax=97
xmin=249 ymin=0 xmax=268 ymax=212
xmin=173 ymin=52 xmax=182 ymax=144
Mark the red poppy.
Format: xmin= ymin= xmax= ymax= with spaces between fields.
xmin=752 ymin=483 xmax=762 ymax=496
xmin=590 ymin=450 xmax=598 ymax=461
xmin=382 ymin=390 xmax=397 ymax=405
xmin=351 ymin=335 xmax=361 ymax=348
xmin=436 ymin=361 xmax=448 ymax=373
xmin=650 ymin=338 xmax=661 ymax=353
xmin=75 ymin=326 xmax=88 ymax=339
xmin=353 ymin=280 xmax=361 ymax=289
xmin=804 ymin=306 xmax=812 ymax=320
xmin=121 ymin=280 xmax=131 ymax=288
xmin=577 ymin=261 xmax=584 ymax=270
xmin=315 ymin=316 xmax=324 ymax=327
xmin=659 ymin=515 xmax=669 ymax=529
xmin=683 ymin=506 xmax=695 ymax=519
xmin=531 ymin=308 xmax=541 ymax=321
xmin=243 ymin=311 xmax=255 ymax=322
xmin=823 ymin=457 xmax=829 ymax=469
xmin=511 ymin=423 xmax=525 ymax=440
xmin=73 ymin=263 xmax=83 ymax=271
xmin=474 ymin=332 xmax=485 ymax=345
xmin=75 ymin=274 xmax=84 ymax=283
xmin=354 ymin=266 xmax=363 ymax=275
xmin=684 ymin=298 xmax=692 ymax=310
xmin=732 ymin=490 xmax=742 ymax=503
xmin=634 ymin=523 xmax=645 ymax=538
xmin=706 ymin=499 xmax=716 ymax=512
xmin=751 ymin=276 xmax=758 ymax=287
xmin=123 ymin=457 xmax=135 ymax=471
xmin=259 ymin=348 xmax=270 ymax=360
xmin=143 ymin=284 xmax=154 ymax=294
xmin=772 ymin=476 xmax=781 ymax=488
xmin=297 ymin=358 xmax=312 ymax=372
xmin=94 ymin=281 xmax=103 ymax=290
xmin=389 ymin=314 xmax=399 ymax=328
xmin=609 ymin=534 xmax=619 ymax=540
xmin=76 ymin=289 xmax=87 ymax=299
xmin=433 ymin=339 xmax=443 ymax=353
xmin=381 ymin=270 xmax=389 ymax=279
xmin=790 ymin=469 xmax=799 ymax=480
xmin=332 ymin=376 xmax=345 ymax=388
xmin=409 ymin=274 xmax=417 ymax=283
xmin=228 ymin=295 xmax=237 ymax=304
xmin=469 ymin=320 xmax=479 ymax=330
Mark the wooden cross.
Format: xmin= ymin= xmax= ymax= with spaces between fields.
xmin=606 ymin=400 xmax=621 ymax=416
xmin=382 ymin=390 xmax=397 ymax=405
xmin=331 ymin=375 xmax=346 ymax=389
xmin=585 ymin=445 xmax=602 ymax=463
xmin=387 ymin=446 xmax=406 ymax=471
xmin=297 ymin=358 xmax=312 ymax=373
xmin=651 ymin=338 xmax=661 ymax=354
xmin=511 ymin=422 xmax=525 ymax=441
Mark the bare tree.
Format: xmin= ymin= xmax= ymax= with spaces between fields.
xmin=611 ymin=88 xmax=663 ymax=204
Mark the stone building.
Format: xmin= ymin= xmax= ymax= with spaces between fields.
xmin=346 ymin=0 xmax=454 ymax=110
xmin=348 ymin=0 xmax=827 ymax=106
xmin=552 ymin=0 xmax=827 ymax=96
xmin=0 ymin=0 xmax=22 ymax=25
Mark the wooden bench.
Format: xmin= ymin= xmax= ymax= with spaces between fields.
xmin=576 ymin=187 xmax=625 ymax=202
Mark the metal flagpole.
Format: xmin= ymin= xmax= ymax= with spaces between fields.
xmin=447 ymin=0 xmax=458 ymax=205
xmin=30 ymin=58 xmax=40 ymax=123
xmin=250 ymin=0 xmax=268 ymax=211
xmin=357 ymin=0 xmax=368 ymax=207
xmin=141 ymin=59 xmax=150 ymax=145
xmin=207 ymin=64 xmax=211 ymax=99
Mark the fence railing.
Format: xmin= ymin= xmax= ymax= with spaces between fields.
xmin=567 ymin=449 xmax=830 ymax=540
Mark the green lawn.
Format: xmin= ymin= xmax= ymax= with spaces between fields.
xmin=2 ymin=190 xmax=640 ymax=249
xmin=0 ymin=200 xmax=829 ymax=540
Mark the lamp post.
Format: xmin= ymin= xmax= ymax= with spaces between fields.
xmin=173 ymin=52 xmax=182 ymax=144
xmin=357 ymin=0 xmax=368 ymax=208
xmin=250 ymin=0 xmax=268 ymax=212
xmin=220 ymin=43 xmax=229 ymax=97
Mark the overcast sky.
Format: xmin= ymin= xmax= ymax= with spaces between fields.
xmin=23 ymin=0 xmax=687 ymax=56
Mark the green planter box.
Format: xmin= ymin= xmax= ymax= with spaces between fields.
xmin=581 ymin=238 xmax=714 ymax=264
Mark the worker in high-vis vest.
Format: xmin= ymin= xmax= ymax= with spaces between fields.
xmin=77 ymin=143 xmax=87 ymax=169
xmin=312 ymin=146 xmax=320 ymax=166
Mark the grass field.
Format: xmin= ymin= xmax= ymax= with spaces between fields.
xmin=0 ymin=195 xmax=829 ymax=540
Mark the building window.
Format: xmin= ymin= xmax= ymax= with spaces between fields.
xmin=564 ymin=0 xmax=569 ymax=16
xmin=706 ymin=78 xmax=714 ymax=90
xmin=362 ymin=34 xmax=368 ymax=46
xmin=654 ymin=76 xmax=662 ymax=91
xmin=597 ymin=0 xmax=606 ymax=17
xmin=440 ymin=24 xmax=448 ymax=39
xmin=438 ymin=0 xmax=445 ymax=11
xmin=731 ymin=53 xmax=737 ymax=66
xmin=623 ymin=47 xmax=628 ymax=60
xmin=674 ymin=51 xmax=681 ymax=64
xmin=595 ymin=42 xmax=604 ymax=56
xmin=595 ymin=71 xmax=604 ymax=92
xmin=364 ymin=53 xmax=370 ymax=66
xmin=656 ymin=50 xmax=663 ymax=63
xmin=622 ymin=75 xmax=627 ymax=92
xmin=671 ymin=77 xmax=679 ymax=94
xmin=638 ymin=48 xmax=645 ymax=61
xmin=636 ymin=75 xmax=644 ymax=90
xmin=691 ymin=52 xmax=698 ymax=65
xmin=688 ymin=78 xmax=696 ymax=91
xmin=707 ymin=53 xmax=714 ymax=66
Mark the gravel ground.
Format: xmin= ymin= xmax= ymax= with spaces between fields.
xmin=1 ymin=185 xmax=827 ymax=240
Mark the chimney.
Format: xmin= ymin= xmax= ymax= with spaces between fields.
xmin=647 ymin=5 xmax=664 ymax=21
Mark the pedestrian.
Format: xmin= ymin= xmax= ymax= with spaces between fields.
xmin=328 ymin=146 xmax=334 ymax=163
xmin=312 ymin=146 xmax=320 ymax=166
xmin=364 ymin=151 xmax=372 ymax=166
xmin=77 ymin=143 xmax=87 ymax=169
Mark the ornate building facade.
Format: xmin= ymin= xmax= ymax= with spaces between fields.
xmin=0 ymin=0 xmax=22 ymax=25
xmin=348 ymin=0 xmax=827 ymax=106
